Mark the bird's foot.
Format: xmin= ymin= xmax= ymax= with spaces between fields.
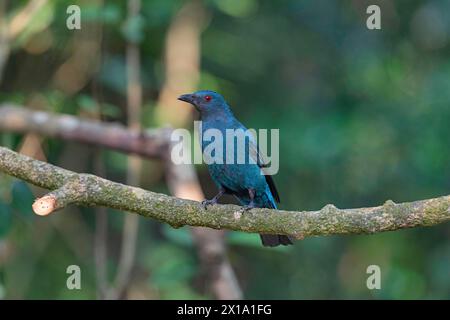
xmin=201 ymin=199 xmax=217 ymax=210
xmin=239 ymin=203 xmax=255 ymax=213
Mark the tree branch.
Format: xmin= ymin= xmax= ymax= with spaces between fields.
xmin=1 ymin=146 xmax=449 ymax=238
xmin=0 ymin=105 xmax=171 ymax=159
xmin=8 ymin=0 xmax=49 ymax=40
xmin=0 ymin=0 xmax=49 ymax=84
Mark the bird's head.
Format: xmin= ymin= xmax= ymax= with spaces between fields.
xmin=178 ymin=90 xmax=231 ymax=116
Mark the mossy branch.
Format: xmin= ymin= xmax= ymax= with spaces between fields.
xmin=1 ymin=146 xmax=449 ymax=239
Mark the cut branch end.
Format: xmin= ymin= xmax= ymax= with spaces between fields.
xmin=33 ymin=195 xmax=56 ymax=216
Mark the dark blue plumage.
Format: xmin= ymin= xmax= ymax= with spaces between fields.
xmin=178 ymin=90 xmax=293 ymax=247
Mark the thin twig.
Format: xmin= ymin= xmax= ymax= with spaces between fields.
xmin=107 ymin=0 xmax=143 ymax=300
xmin=156 ymin=0 xmax=242 ymax=299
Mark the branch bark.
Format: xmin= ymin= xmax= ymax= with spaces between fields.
xmin=1 ymin=146 xmax=449 ymax=238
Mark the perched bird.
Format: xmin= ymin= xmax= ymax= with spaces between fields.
xmin=178 ymin=90 xmax=293 ymax=247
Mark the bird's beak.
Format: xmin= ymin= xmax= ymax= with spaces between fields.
xmin=178 ymin=93 xmax=196 ymax=104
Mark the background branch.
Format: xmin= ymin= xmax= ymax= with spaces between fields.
xmin=0 ymin=105 xmax=170 ymax=158
xmin=0 ymin=0 xmax=9 ymax=84
xmin=107 ymin=0 xmax=143 ymax=300
xmin=8 ymin=0 xmax=48 ymax=39
xmin=0 ymin=0 xmax=49 ymax=84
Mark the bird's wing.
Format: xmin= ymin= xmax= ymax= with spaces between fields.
xmin=232 ymin=119 xmax=281 ymax=203
xmin=246 ymin=132 xmax=281 ymax=203
xmin=264 ymin=174 xmax=280 ymax=203
xmin=248 ymin=137 xmax=270 ymax=168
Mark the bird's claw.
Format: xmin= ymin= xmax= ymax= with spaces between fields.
xmin=201 ymin=199 xmax=216 ymax=210
xmin=239 ymin=204 xmax=255 ymax=213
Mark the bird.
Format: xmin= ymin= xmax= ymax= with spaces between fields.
xmin=178 ymin=90 xmax=293 ymax=247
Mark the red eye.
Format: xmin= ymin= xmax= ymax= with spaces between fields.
xmin=204 ymin=95 xmax=212 ymax=102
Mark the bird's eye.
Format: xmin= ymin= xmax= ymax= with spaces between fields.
xmin=204 ymin=95 xmax=212 ymax=102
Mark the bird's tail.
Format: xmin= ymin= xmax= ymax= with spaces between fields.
xmin=253 ymin=192 xmax=294 ymax=247
xmin=260 ymin=234 xmax=294 ymax=247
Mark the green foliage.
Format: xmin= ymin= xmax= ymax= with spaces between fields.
xmin=11 ymin=181 xmax=34 ymax=220
xmin=145 ymin=243 xmax=202 ymax=299
xmin=161 ymin=225 xmax=194 ymax=247
xmin=0 ymin=201 xmax=12 ymax=238
xmin=12 ymin=1 xmax=55 ymax=48
xmin=121 ymin=15 xmax=146 ymax=44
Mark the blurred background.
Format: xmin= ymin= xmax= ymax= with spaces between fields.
xmin=0 ymin=0 xmax=449 ymax=299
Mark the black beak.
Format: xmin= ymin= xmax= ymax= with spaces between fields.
xmin=178 ymin=93 xmax=196 ymax=104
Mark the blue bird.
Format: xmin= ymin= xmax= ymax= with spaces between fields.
xmin=178 ymin=90 xmax=293 ymax=247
